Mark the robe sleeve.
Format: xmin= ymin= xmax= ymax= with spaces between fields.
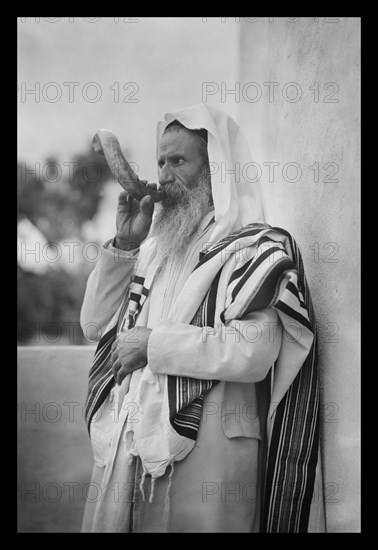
xmin=147 ymin=308 xmax=282 ymax=383
xmin=80 ymin=239 xmax=139 ymax=341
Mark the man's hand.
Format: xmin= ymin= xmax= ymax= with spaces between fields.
xmin=110 ymin=326 xmax=152 ymax=385
xmin=115 ymin=183 xmax=163 ymax=251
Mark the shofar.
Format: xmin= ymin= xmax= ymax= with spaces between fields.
xmin=93 ymin=129 xmax=164 ymax=201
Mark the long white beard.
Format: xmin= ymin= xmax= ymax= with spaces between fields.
xmin=149 ymin=170 xmax=212 ymax=268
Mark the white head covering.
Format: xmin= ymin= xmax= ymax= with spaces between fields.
xmin=157 ymin=103 xmax=266 ymax=244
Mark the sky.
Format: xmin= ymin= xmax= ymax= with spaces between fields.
xmin=18 ymin=17 xmax=240 ymax=182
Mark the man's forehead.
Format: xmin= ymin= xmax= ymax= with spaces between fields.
xmin=157 ymin=127 xmax=202 ymax=155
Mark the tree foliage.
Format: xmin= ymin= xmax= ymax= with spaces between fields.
xmin=18 ymin=146 xmax=114 ymax=344
xmin=18 ymin=147 xmax=110 ymax=242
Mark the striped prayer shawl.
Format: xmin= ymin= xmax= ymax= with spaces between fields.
xmin=83 ymin=223 xmax=319 ymax=533
xmin=168 ymin=269 xmax=222 ymax=439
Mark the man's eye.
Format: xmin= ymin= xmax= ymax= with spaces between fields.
xmin=173 ymin=158 xmax=184 ymax=165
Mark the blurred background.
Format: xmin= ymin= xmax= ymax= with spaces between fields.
xmin=17 ymin=17 xmax=240 ymax=345
xmin=17 ymin=17 xmax=360 ymax=533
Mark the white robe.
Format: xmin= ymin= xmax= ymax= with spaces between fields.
xmin=80 ymin=211 xmax=283 ymax=532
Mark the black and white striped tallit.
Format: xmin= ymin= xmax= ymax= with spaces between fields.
xmin=83 ymin=223 xmax=319 ymax=532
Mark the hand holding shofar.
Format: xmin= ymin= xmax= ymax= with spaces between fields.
xmin=93 ymin=129 xmax=164 ymax=251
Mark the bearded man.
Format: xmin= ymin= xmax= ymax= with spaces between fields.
xmin=80 ymin=104 xmax=324 ymax=533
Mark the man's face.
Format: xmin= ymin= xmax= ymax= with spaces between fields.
xmin=157 ymin=127 xmax=206 ymax=193
xmin=151 ymin=126 xmax=212 ymax=265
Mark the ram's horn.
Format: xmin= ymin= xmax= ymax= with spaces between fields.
xmin=93 ymin=129 xmax=163 ymax=201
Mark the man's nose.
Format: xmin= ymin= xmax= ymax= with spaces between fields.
xmin=159 ymin=164 xmax=175 ymax=186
